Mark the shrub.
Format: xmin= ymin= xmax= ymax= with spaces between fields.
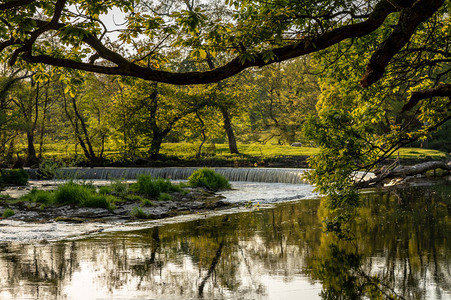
xmin=155 ymin=178 xmax=172 ymax=193
xmin=36 ymin=160 xmax=61 ymax=179
xmin=98 ymin=186 xmax=113 ymax=195
xmin=1 ymin=169 xmax=29 ymax=186
xmin=158 ymin=193 xmax=172 ymax=201
xmin=130 ymin=207 xmax=149 ymax=219
xmin=54 ymin=183 xmax=91 ymax=205
xmin=188 ymin=168 xmax=231 ymax=191
xmin=2 ymin=208 xmax=15 ymax=218
xmin=135 ymin=175 xmax=176 ymax=199
xmin=135 ymin=175 xmax=160 ymax=198
xmin=111 ymin=179 xmax=128 ymax=195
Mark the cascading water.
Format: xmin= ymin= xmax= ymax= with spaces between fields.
xmin=28 ymin=167 xmax=310 ymax=184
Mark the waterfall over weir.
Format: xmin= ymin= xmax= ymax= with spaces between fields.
xmin=31 ymin=167 xmax=310 ymax=184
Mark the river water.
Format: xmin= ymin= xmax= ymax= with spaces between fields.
xmin=0 ymin=179 xmax=449 ymax=299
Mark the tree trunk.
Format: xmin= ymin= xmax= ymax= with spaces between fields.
xmin=194 ymin=111 xmax=207 ymax=157
xmin=38 ymin=83 xmax=51 ymax=159
xmin=149 ymin=134 xmax=163 ymax=158
xmin=357 ymin=159 xmax=451 ymax=188
xmin=204 ymin=50 xmax=240 ymax=155
xmin=71 ymin=97 xmax=97 ymax=161
xmin=26 ymin=131 xmax=38 ymax=166
xmin=62 ymin=88 xmax=97 ymax=164
xmin=221 ymin=107 xmax=239 ymax=154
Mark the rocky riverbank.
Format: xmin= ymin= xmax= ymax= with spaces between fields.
xmin=0 ymin=182 xmax=232 ymax=223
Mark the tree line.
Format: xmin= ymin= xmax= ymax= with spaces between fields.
xmin=0 ymin=57 xmax=318 ymax=166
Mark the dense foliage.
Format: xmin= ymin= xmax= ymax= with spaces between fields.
xmin=0 ymin=168 xmax=29 ymax=186
xmin=21 ymin=182 xmax=118 ymax=210
xmin=304 ymin=1 xmax=450 ymax=199
xmin=188 ymin=168 xmax=231 ymax=191
xmin=133 ymin=174 xmax=182 ymax=198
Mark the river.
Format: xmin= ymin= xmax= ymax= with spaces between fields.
xmin=0 ymin=177 xmax=449 ymax=299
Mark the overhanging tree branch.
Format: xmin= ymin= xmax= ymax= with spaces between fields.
xmin=402 ymin=83 xmax=451 ymax=112
xmin=10 ymin=0 xmax=398 ymax=85
xmin=1 ymin=0 xmax=447 ymax=88
xmin=360 ymin=0 xmax=446 ymax=87
xmin=0 ymin=0 xmax=35 ymax=10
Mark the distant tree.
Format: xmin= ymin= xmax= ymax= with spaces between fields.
xmin=110 ymin=78 xmax=210 ymax=158
xmin=249 ymin=58 xmax=319 ymax=145
xmin=59 ymin=72 xmax=115 ymax=164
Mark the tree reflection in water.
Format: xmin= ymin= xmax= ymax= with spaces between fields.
xmin=0 ymin=183 xmax=449 ymax=299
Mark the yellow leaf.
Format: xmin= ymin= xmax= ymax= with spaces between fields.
xmin=199 ymin=49 xmax=207 ymax=59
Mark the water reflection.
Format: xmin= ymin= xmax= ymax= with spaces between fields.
xmin=0 ymin=183 xmax=449 ymax=299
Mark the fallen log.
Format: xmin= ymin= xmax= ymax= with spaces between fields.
xmin=356 ymin=159 xmax=451 ymax=188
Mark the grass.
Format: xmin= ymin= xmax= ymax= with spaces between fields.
xmin=35 ymin=141 xmax=447 ymax=166
xmin=98 ymin=186 xmax=113 ymax=195
xmin=160 ymin=142 xmax=320 ymax=159
xmin=188 ymin=168 xmax=231 ymax=191
xmin=161 ymin=143 xmax=447 ymax=161
xmin=141 ymin=198 xmax=154 ymax=206
xmin=158 ymin=193 xmax=172 ymax=201
xmin=131 ymin=175 xmax=182 ymax=199
xmin=26 ymin=188 xmax=53 ymax=204
xmin=16 ymin=175 xmax=187 ymax=213
xmin=81 ymin=194 xmax=116 ymax=210
xmin=390 ymin=148 xmax=448 ymax=160
xmin=130 ymin=207 xmax=150 ymax=219
xmin=54 ymin=183 xmax=93 ymax=205
xmin=2 ymin=208 xmax=15 ymax=218
xmin=20 ymin=182 xmax=118 ymax=211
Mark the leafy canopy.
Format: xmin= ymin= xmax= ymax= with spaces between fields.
xmin=0 ymin=0 xmax=448 ymax=91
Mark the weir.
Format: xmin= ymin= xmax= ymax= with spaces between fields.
xmin=28 ymin=167 xmax=310 ymax=184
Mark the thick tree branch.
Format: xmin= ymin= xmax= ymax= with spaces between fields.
xmin=3 ymin=0 xmax=445 ymax=86
xmin=19 ymin=0 xmax=397 ymax=85
xmin=0 ymin=0 xmax=35 ymax=10
xmin=0 ymin=39 xmax=16 ymax=52
xmin=402 ymin=83 xmax=451 ymax=112
xmin=357 ymin=159 xmax=451 ymax=188
xmin=360 ymin=0 xmax=446 ymax=87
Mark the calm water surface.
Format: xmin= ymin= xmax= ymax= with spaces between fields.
xmin=0 ymin=182 xmax=449 ymax=299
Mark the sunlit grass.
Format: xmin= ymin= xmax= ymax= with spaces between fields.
xmin=160 ymin=142 xmax=320 ymax=158
xmin=161 ymin=143 xmax=447 ymax=161
xmin=389 ymin=148 xmax=447 ymax=160
xmin=36 ymin=141 xmax=447 ymax=163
